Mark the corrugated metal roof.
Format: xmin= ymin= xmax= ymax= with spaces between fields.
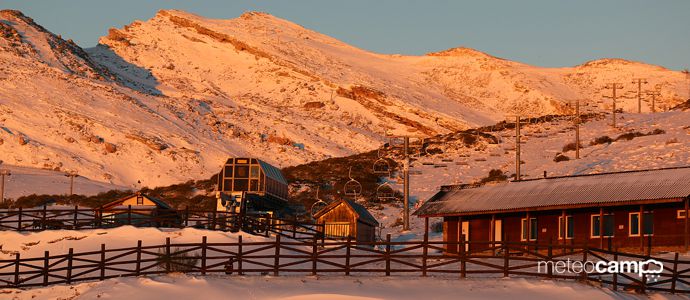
xmin=258 ymin=159 xmax=288 ymax=185
xmin=415 ymin=167 xmax=690 ymax=217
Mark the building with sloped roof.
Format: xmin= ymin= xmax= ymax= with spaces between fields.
xmin=313 ymin=199 xmax=379 ymax=242
xmin=415 ymin=167 xmax=690 ymax=253
xmin=100 ymin=192 xmax=178 ymax=227
xmin=216 ymin=157 xmax=290 ymax=217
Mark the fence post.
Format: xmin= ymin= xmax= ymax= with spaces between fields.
xmin=73 ymin=205 xmax=78 ymax=229
xmin=100 ymin=244 xmax=106 ymax=280
xmin=580 ymin=246 xmax=588 ymax=282
xmin=311 ymin=236 xmax=318 ymax=276
xmin=43 ymin=251 xmax=49 ymax=286
xmin=320 ymin=221 xmax=326 ymax=247
xmin=97 ymin=207 xmax=103 ymax=228
xmin=201 ymin=236 xmax=207 ymax=275
xmin=547 ymin=238 xmax=553 ymax=278
xmin=14 ymin=253 xmax=21 ymax=286
xmin=212 ymin=211 xmax=217 ymax=230
xmin=503 ymin=241 xmax=509 ymax=277
xmin=612 ymin=252 xmax=618 ymax=291
xmin=184 ymin=206 xmax=189 ymax=227
xmin=292 ymin=216 xmax=297 ymax=239
xmin=41 ymin=205 xmax=47 ymax=230
xmin=17 ymin=206 xmax=22 ymax=231
xmin=274 ymin=235 xmax=281 ymax=276
xmin=66 ymin=248 xmax=73 ymax=284
xmin=237 ymin=235 xmax=243 ymax=275
xmin=136 ymin=240 xmax=142 ymax=276
xmin=345 ymin=236 xmax=351 ymax=276
xmin=128 ymin=205 xmax=132 ymax=225
xmin=165 ymin=237 xmax=171 ymax=272
xmin=460 ymin=234 xmax=466 ymax=278
xmin=671 ymin=252 xmax=679 ymax=294
xmin=385 ymin=234 xmax=391 ymax=276
xmin=422 ymin=233 xmax=428 ymax=277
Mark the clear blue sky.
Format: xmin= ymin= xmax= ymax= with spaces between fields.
xmin=4 ymin=0 xmax=689 ymax=70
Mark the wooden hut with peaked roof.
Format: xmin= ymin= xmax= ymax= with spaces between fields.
xmin=415 ymin=166 xmax=690 ymax=253
xmin=100 ymin=192 xmax=178 ymax=227
xmin=313 ymin=199 xmax=379 ymax=242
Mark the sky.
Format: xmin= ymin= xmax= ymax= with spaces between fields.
xmin=3 ymin=0 xmax=689 ymax=70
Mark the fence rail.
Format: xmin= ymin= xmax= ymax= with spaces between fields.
xmin=2 ymin=235 xmax=690 ymax=294
xmin=0 ymin=207 xmax=324 ymax=241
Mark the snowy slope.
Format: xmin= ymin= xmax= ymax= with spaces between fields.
xmin=1 ymin=9 xmax=688 ymax=194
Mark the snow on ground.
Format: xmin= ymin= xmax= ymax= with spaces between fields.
xmin=0 ymin=226 xmax=269 ymax=259
xmin=0 ymin=165 xmax=126 ymax=200
xmin=4 ymin=274 xmax=674 ymax=300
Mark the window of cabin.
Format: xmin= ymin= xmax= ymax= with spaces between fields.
xmin=558 ymin=216 xmax=574 ymax=239
xmin=234 ymin=179 xmax=248 ymax=191
xmin=234 ymin=166 xmax=249 ymax=178
xmin=250 ymin=166 xmax=260 ymax=178
xmin=678 ymin=210 xmax=688 ymax=219
xmin=629 ymin=212 xmax=654 ymax=236
xmin=591 ymin=214 xmax=614 ymax=238
xmin=521 ymin=218 xmax=537 ymax=241
xmin=224 ymin=166 xmax=233 ymax=177
xmin=136 ymin=196 xmax=144 ymax=206
xmin=250 ymin=179 xmax=259 ymax=191
xmin=223 ymin=179 xmax=232 ymax=191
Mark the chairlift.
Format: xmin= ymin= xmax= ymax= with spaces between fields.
xmin=441 ymin=158 xmax=454 ymax=162
xmin=376 ymin=183 xmax=397 ymax=202
xmin=433 ymin=164 xmax=448 ymax=168
xmin=310 ymin=187 xmax=329 ymax=217
xmin=372 ymin=150 xmax=391 ymax=175
xmin=343 ymin=166 xmax=362 ymax=198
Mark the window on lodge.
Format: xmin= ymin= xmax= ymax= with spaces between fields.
xmin=591 ymin=214 xmax=614 ymax=238
xmin=521 ymin=218 xmax=537 ymax=241
xmin=629 ymin=212 xmax=653 ymax=236
xmin=558 ymin=216 xmax=574 ymax=239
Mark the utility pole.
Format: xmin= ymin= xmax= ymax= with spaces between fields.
xmin=574 ymin=99 xmax=581 ymax=159
xmin=646 ymin=90 xmax=661 ymax=113
xmin=1 ymin=169 xmax=10 ymax=204
xmin=65 ymin=171 xmax=78 ymax=196
xmin=403 ymin=137 xmax=410 ymax=231
xmin=631 ymin=78 xmax=648 ymax=113
xmin=511 ymin=115 xmax=522 ymax=181
xmin=603 ymin=83 xmax=624 ymax=128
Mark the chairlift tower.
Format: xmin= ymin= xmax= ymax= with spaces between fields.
xmin=384 ymin=134 xmax=424 ymax=231
xmin=506 ymin=115 xmax=529 ymax=181
xmin=646 ymin=90 xmax=661 ymax=113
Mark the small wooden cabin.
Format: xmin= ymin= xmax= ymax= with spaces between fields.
xmin=313 ymin=199 xmax=379 ymax=242
xmin=216 ymin=157 xmax=289 ymax=217
xmin=100 ymin=193 xmax=178 ymax=227
xmin=415 ymin=167 xmax=690 ymax=254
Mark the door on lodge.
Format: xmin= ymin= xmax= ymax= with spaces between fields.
xmin=461 ymin=221 xmax=469 ymax=252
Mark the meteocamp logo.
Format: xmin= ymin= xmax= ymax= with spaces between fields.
xmin=538 ymin=259 xmax=664 ymax=281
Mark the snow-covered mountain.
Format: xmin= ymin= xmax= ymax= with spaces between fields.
xmin=0 ymin=9 xmax=688 ymax=190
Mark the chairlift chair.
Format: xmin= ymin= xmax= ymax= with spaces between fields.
xmin=310 ymin=187 xmax=329 ymax=217
xmin=376 ymin=183 xmax=397 ymax=202
xmin=343 ymin=166 xmax=362 ymax=198
xmin=372 ymin=158 xmax=391 ymax=175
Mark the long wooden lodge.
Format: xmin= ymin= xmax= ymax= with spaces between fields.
xmin=415 ymin=167 xmax=690 ymax=253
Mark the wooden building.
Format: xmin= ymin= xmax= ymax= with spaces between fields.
xmin=216 ymin=157 xmax=289 ymax=217
xmin=100 ymin=192 xmax=178 ymax=227
xmin=313 ymin=199 xmax=379 ymax=242
xmin=415 ymin=167 xmax=690 ymax=253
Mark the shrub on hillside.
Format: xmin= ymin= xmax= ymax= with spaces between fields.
xmin=590 ymin=136 xmax=613 ymax=146
xmin=554 ymin=154 xmax=570 ymax=162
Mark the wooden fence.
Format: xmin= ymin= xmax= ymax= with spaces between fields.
xmin=2 ymin=235 xmax=690 ymax=293
xmin=0 ymin=206 xmax=324 ymax=241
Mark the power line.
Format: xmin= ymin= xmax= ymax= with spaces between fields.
xmin=646 ymin=90 xmax=661 ymax=113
